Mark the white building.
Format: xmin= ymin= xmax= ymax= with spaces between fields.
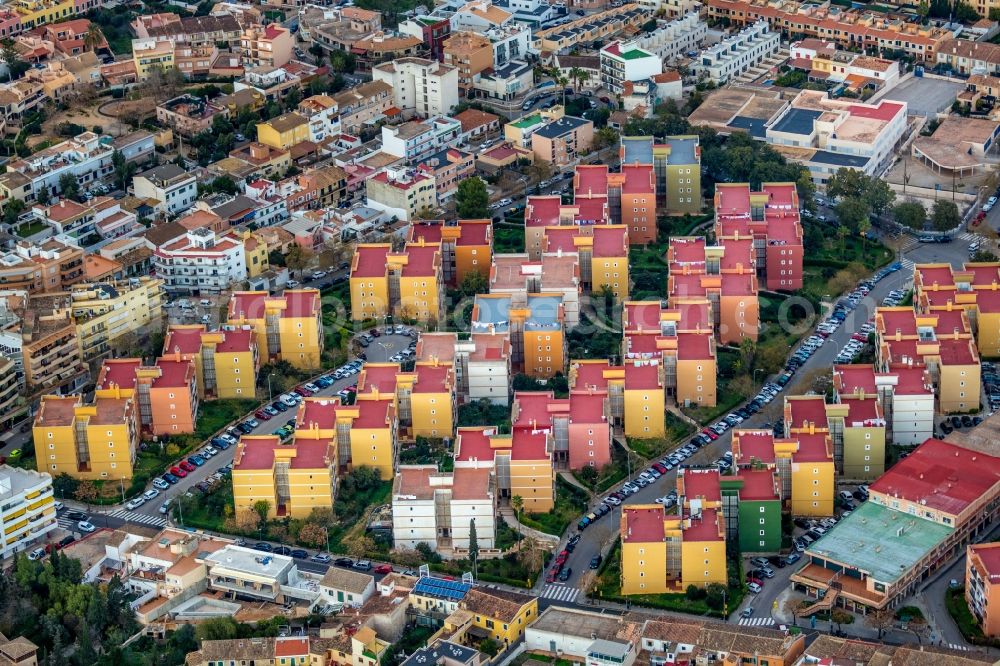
xmin=133 ymin=163 xmax=198 ymax=218
xmin=0 ymin=465 xmax=57 ymax=560
xmin=475 ymin=60 xmax=534 ymax=101
xmin=318 ymin=567 xmax=376 ymax=608
xmin=455 ymin=332 xmax=511 ymax=405
xmin=632 ymin=12 xmax=706 ymax=62
xmin=882 ymin=368 xmax=935 ymax=447
xmin=203 ymin=544 xmax=319 ymax=605
xmin=391 ymin=465 xmax=495 ymax=555
xmin=691 ymin=20 xmax=780 ymax=84
xmin=298 ymin=94 xmax=342 ymax=143
xmin=599 ymin=41 xmax=663 ymax=95
xmin=526 ymin=607 xmax=638 ymax=666
xmin=381 ymin=116 xmax=463 ymax=164
xmin=372 ymin=58 xmax=460 ymax=118
xmin=485 ymin=23 xmax=531 ymax=67
xmin=151 ymin=227 xmax=248 ymax=296
xmin=5 ymin=131 xmax=155 ymax=204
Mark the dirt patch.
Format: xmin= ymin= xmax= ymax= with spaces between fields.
xmin=100 ymin=98 xmax=156 ymax=119
xmin=42 ymin=103 xmax=120 ymax=138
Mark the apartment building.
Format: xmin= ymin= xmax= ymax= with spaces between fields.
xmin=292 ymin=395 xmax=399 ymax=480
xmin=599 ymin=41 xmax=662 ymax=95
xmin=0 ymin=239 xmax=84 ymax=293
xmin=2 ymin=131 xmax=154 ymax=204
xmin=133 ymin=163 xmax=198 ymax=218
xmin=350 ymin=242 xmax=445 ymax=324
xmin=620 ymin=135 xmax=701 ymax=215
xmin=531 ymin=116 xmax=594 ymax=166
xmin=96 ymin=356 xmax=199 ymax=436
xmin=453 ymin=424 xmax=554 ymax=512
xmin=365 ymin=168 xmax=438 ymax=222
xmin=832 ymin=363 xmax=933 ymax=449
xmin=372 ymin=57 xmax=459 ymax=117
xmin=490 ymin=252 xmax=581 ymax=328
xmin=392 ymin=464 xmax=495 ymax=552
xmin=257 ymin=112 xmax=311 ymax=151
xmin=620 ymin=498 xmax=726 ymax=594
xmin=381 ymin=116 xmax=463 ymax=164
xmin=69 ymin=278 xmax=164 ymax=361
xmin=914 ymin=262 xmax=1000 ymax=359
xmin=296 ymin=94 xmax=340 ymax=143
xmin=187 ymin=633 xmax=386 ymax=666
xmin=504 ymin=390 xmax=612 ymax=470
xmin=713 ymin=182 xmax=803 ymax=292
xmin=703 ymin=0 xmax=952 ymax=61
xmin=1 ymin=293 xmax=86 ymax=394
xmin=232 ymin=434 xmax=335 ymax=519
xmin=534 ymin=4 xmax=650 ymax=53
xmin=631 ymin=12 xmax=706 ymax=61
xmin=443 ymin=31 xmax=493 ymax=96
xmin=408 ymin=220 xmax=493 ymax=287
xmin=399 ymin=360 xmax=455 ymax=439
xmin=544 ymin=224 xmax=630 ymax=300
xmin=332 ymin=80 xmax=394 ymax=134
xmin=33 ymin=195 xmax=140 ymax=243
xmin=152 ymin=228 xmax=248 ymax=296
xmin=227 ymin=289 xmax=323 ymax=369
xmin=453 ymin=332 xmax=511 ymax=405
xmin=33 ymin=391 xmax=139 ymax=480
xmin=720 ymin=465 xmax=782 ymax=553
xmin=241 ymin=24 xmax=294 ymax=68
xmin=0 ymin=357 xmax=21 ymax=427
xmin=163 ymin=324 xmax=259 ymax=399
xmin=0 ymin=465 xmax=56 ymax=561
xmin=781 ymin=398 xmax=836 ymax=516
xmin=967 ymin=542 xmax=1000 ymax=637
xmin=691 ymin=20 xmax=779 ymax=84
xmin=875 ymin=306 xmax=981 ymax=414
xmin=937 ymin=39 xmax=1000 ymax=76
xmin=792 ymin=439 xmax=1000 ymax=612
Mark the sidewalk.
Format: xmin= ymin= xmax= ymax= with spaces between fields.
xmin=558 ymin=471 xmax=595 ymax=499
xmin=498 ymin=506 xmax=560 ymax=545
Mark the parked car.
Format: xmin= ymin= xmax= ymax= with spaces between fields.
xmin=78 ymin=521 xmax=96 ymax=533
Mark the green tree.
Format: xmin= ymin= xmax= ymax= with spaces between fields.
xmin=111 ymin=148 xmax=136 ymax=191
xmin=2 ymin=198 xmax=24 ymax=225
xmin=35 ymin=184 xmax=51 ymax=206
xmin=83 ymin=22 xmax=104 ymax=51
xmin=468 ymin=517 xmax=479 ymax=577
xmin=75 ymin=480 xmax=98 ymax=508
xmin=458 ymin=269 xmax=488 ymax=297
xmin=456 ymin=177 xmax=490 ymax=219
xmin=285 ymin=244 xmax=313 ymax=278
xmin=1 ymin=38 xmax=28 ymax=80
xmin=58 ymin=173 xmax=81 ymax=202
xmin=834 ymin=196 xmax=870 ymax=234
xmin=931 ymin=199 xmax=960 ymax=231
xmin=893 ymin=201 xmax=927 ymax=230
xmin=196 ymin=617 xmax=240 ymax=641
xmin=252 ymin=499 xmax=271 ymax=527
xmin=511 ymin=495 xmax=524 ymax=536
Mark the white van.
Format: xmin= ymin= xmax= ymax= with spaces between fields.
xmin=747 ymin=582 xmax=762 ymax=594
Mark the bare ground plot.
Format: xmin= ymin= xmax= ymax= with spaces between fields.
xmin=875 ymin=75 xmax=963 ymax=117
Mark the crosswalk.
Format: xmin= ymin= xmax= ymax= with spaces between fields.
xmin=737 ymin=617 xmax=775 ymax=627
xmin=899 ymin=258 xmax=915 ymax=271
xmin=541 ymin=584 xmax=580 ymax=603
xmin=958 ymin=232 xmax=980 ymax=243
xmin=947 ymin=643 xmax=969 ymax=651
xmin=107 ymin=509 xmax=169 ymax=528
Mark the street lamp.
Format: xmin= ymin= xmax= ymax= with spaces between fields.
xmin=754 ymin=368 xmax=765 ymax=390
xmin=267 ymin=373 xmax=274 ymax=401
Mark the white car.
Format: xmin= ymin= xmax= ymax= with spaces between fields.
xmin=78 ymin=521 xmax=96 ymax=533
xmin=125 ymin=498 xmax=145 ymax=510
xmin=143 ymin=489 xmax=160 ymax=500
xmin=28 ymin=547 xmax=46 ymax=561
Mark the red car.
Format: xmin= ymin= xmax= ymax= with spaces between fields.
xmin=702 ymin=428 xmax=719 ymax=441
xmin=170 ymin=465 xmax=187 ymax=478
xmin=374 ymin=564 xmax=393 ymax=574
xmin=975 ymin=211 xmax=987 ymax=226
xmin=179 ymin=460 xmax=196 ymax=472
xmin=546 ymin=567 xmax=560 ymax=583
xmin=294 ymin=386 xmax=311 ymax=397
xmin=255 ymin=408 xmax=272 ymax=421
xmin=554 ymin=550 xmax=569 ymax=566
xmin=652 ymin=463 xmax=667 ymax=474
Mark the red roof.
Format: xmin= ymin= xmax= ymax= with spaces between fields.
xmin=413 ymin=363 xmax=451 ymax=393
xmin=575 ymin=165 xmax=608 ymax=196
xmin=296 ymin=398 xmax=339 ymax=429
xmin=793 ymin=433 xmax=832 ymax=463
xmin=869 ymin=438 xmax=1000 ymax=515
xmin=457 ymin=220 xmax=491 ymax=246
xmin=402 ymin=242 xmax=439 ymax=278
xmin=623 ymin=506 xmax=665 ymax=543
xmin=841 ymin=397 xmax=881 ymax=426
xmin=966 ymin=263 xmax=1000 ymax=286
xmin=720 ymin=272 xmax=756 ymax=297
xmin=358 ymin=364 xmax=399 ymax=395
xmin=970 ymin=543 xmax=1000 ymax=580
xmin=163 ymin=326 xmax=204 ymax=355
xmin=625 ymin=301 xmax=663 ymax=332
xmin=834 ymin=364 xmax=876 ymax=396
xmin=228 ymin=290 xmax=319 ymax=320
xmin=235 ymin=436 xmax=331 ymax=471
xmin=849 ymin=101 xmax=903 ymax=122
xmin=544 ymin=226 xmax=581 ymax=253
xmin=669 ymin=236 xmax=706 ymax=265
xmin=274 ymin=638 xmax=310 ymax=657
xmin=569 ymin=392 xmax=605 ymax=424
xmin=574 ymin=197 xmax=608 ymax=223
xmin=98 ymin=359 xmax=141 ymax=390
xmin=352 ymin=245 xmax=390 ymax=278
xmin=715 ymin=184 xmax=752 ymax=218
xmin=216 ymin=329 xmax=255 ymax=353
xmin=681 ymin=468 xmax=721 ymax=502
xmin=624 ymin=362 xmax=661 ymax=390
xmin=734 ymin=430 xmax=776 ymax=465
xmin=890 ymin=366 xmax=932 ymax=395
xmin=787 ymin=397 xmax=828 ymax=430
xmin=684 ymin=507 xmax=723 ymax=542
xmin=620 ymin=164 xmax=654 ymax=195
xmin=975 ymin=288 xmax=1000 ymax=313
xmin=152 ymin=359 xmax=193 ymax=388
xmin=677 ymin=332 xmax=713 ymax=360
xmin=937 ymin=337 xmax=978 ymax=365
xmin=571 ymin=360 xmax=618 ymax=391
xmin=738 ymin=468 xmax=779 ymax=501
xmin=592 ymin=225 xmax=627 ymax=258
xmin=675 ymin=300 xmax=711 ymax=331
xmin=509 ymin=428 xmax=549 ymax=460
xmin=916 ymin=265 xmax=955 ymax=288
xmin=353 ymin=398 xmax=394 ymax=428
xmin=720 ymin=238 xmax=754 ymax=271
xmin=512 ymin=391 xmax=556 ymax=429
xmin=525 ymin=195 xmax=562 ymax=228
xmin=408 ymin=222 xmax=445 ymax=244
xmin=455 ymin=427 xmax=498 ymax=462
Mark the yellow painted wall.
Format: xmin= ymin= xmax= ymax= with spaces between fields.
xmin=214 ymin=348 xmax=258 ymax=399
xmin=232 ymin=465 xmax=277 ymax=517
xmin=472 ymin=598 xmax=538 ymax=644
xmin=15 ymin=0 xmax=74 ymax=29
xmin=399 ymin=276 xmax=440 ymax=323
xmin=34 ymin=420 xmax=79 ymax=479
xmin=523 ymin=329 xmax=564 ymax=379
xmin=621 ymin=539 xmax=668 ymax=595
xmin=508 ymin=457 xmax=554 ymax=512
xmin=410 ymin=392 xmax=453 ymax=439
xmin=976 ymin=310 xmax=1000 ymax=358
xmin=624 ymin=387 xmax=665 ymax=438
xmin=842 ymin=426 xmax=885 ymax=480
xmin=350 ymin=276 xmax=389 ymax=321
xmin=939 ymin=363 xmax=981 ymax=413
xmin=791 ymin=460 xmax=834 ymax=516
xmin=680 ymin=539 xmax=727 ymax=588
xmin=256 ymin=120 xmax=311 ymax=151
xmin=677 ymin=357 xmax=716 ymax=407
xmin=592 ymin=257 xmax=629 ymax=300
xmin=279 ymin=311 xmax=323 ymax=369
xmin=350 ymin=426 xmax=396 ymax=480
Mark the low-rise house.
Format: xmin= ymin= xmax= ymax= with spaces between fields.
xmin=319 ymin=567 xmax=376 ymax=608
xmin=132 ymin=163 xmax=198 ymax=218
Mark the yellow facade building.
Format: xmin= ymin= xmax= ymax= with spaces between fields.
xmin=461 ymin=588 xmax=539 ymax=647
xmin=292 ymin=394 xmax=399 ymax=480
xmin=227 ymin=289 xmax=323 ymax=369
xmin=241 ymin=230 xmax=270 ymax=278
xmin=163 ymin=325 xmax=259 ymax=399
xmin=397 ymin=361 xmax=455 ymax=440
xmin=349 ymin=242 xmax=444 ymax=324
xmin=505 ymin=429 xmax=554 ymax=512
xmin=256 ymin=112 xmax=311 ymax=151
xmin=623 ymin=360 xmax=665 ymax=438
xmin=232 ymin=434 xmax=335 ymax=519
xmin=33 ymin=391 xmax=139 ymax=481
xmin=69 ymin=277 xmax=164 ymax=361
xmin=13 ymin=0 xmax=75 ymax=30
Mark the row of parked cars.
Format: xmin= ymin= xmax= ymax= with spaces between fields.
xmin=984 ymin=362 xmax=1000 ymax=414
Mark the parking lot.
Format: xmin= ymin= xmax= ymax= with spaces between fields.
xmin=876 ymin=75 xmax=964 ymax=117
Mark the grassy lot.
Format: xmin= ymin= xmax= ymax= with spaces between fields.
xmin=521 ymin=476 xmax=589 ymax=535
xmin=494 ymin=225 xmax=525 ymax=253
xmin=16 ymin=220 xmax=47 ymax=238
xmin=627 ymin=413 xmax=696 ymax=459
xmin=800 ymin=225 xmax=893 ymax=305
xmin=681 ymin=382 xmax=749 ymax=425
xmin=432 ymin=550 xmax=541 ymax=587
xmin=946 ymin=587 xmax=1000 ymax=647
xmin=629 ymin=243 xmax=669 ymax=300
xmin=574 ymin=441 xmax=630 ymax=493
xmin=658 ymin=213 xmax=713 ymax=238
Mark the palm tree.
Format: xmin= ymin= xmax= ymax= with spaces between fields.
xmin=578 ymin=70 xmax=591 ymax=91
xmin=558 ymin=76 xmax=570 ymax=107
xmin=569 ymin=67 xmax=583 ymax=91
xmin=511 ymin=495 xmax=524 ymax=536
xmin=83 ymin=24 xmax=104 ymax=53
